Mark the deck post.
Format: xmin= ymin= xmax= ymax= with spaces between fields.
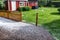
xmin=20 ymin=12 xmax=22 ymax=21
xmin=36 ymin=13 xmax=38 ymax=26
xmin=7 ymin=11 xmax=9 ymax=19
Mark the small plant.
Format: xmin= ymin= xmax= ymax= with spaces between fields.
xmin=17 ymin=7 xmax=31 ymax=12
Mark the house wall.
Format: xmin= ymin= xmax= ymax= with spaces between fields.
xmin=7 ymin=0 xmax=11 ymax=11
xmin=16 ymin=1 xmax=19 ymax=10
xmin=28 ymin=2 xmax=38 ymax=8
xmin=19 ymin=1 xmax=29 ymax=7
xmin=5 ymin=0 xmax=38 ymax=11
xmin=8 ymin=1 xmax=29 ymax=11
xmin=7 ymin=0 xmax=17 ymax=11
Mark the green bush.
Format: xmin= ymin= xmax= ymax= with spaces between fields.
xmin=50 ymin=5 xmax=55 ymax=7
xmin=17 ymin=7 xmax=31 ymax=12
xmin=0 ymin=3 xmax=5 ymax=10
xmin=0 ymin=4 xmax=3 ymax=10
xmin=25 ymin=7 xmax=31 ymax=11
xmin=17 ymin=7 xmax=23 ymax=11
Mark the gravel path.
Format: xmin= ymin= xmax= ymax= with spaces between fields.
xmin=0 ymin=17 xmax=54 ymax=40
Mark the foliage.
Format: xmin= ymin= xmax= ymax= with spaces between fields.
xmin=38 ymin=0 xmax=52 ymax=7
xmin=38 ymin=0 xmax=47 ymax=7
xmin=0 ymin=3 xmax=3 ymax=10
xmin=17 ymin=7 xmax=22 ymax=12
xmin=58 ymin=8 xmax=60 ymax=13
xmin=0 ymin=2 xmax=5 ymax=10
xmin=52 ymin=1 xmax=60 ymax=7
xmin=17 ymin=7 xmax=31 ymax=12
xmin=38 ymin=0 xmax=60 ymax=7
xmin=51 ymin=5 xmax=55 ymax=7
xmin=52 ymin=0 xmax=60 ymax=1
xmin=46 ymin=1 xmax=52 ymax=7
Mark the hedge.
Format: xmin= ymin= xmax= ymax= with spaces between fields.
xmin=17 ymin=7 xmax=31 ymax=12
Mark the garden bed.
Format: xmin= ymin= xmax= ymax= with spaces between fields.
xmin=0 ymin=11 xmax=22 ymax=21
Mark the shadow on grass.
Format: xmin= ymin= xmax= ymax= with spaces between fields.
xmin=43 ymin=20 xmax=60 ymax=40
xmin=43 ymin=20 xmax=60 ymax=29
xmin=51 ymin=12 xmax=60 ymax=15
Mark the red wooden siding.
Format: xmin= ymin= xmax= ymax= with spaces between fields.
xmin=28 ymin=2 xmax=38 ymax=8
xmin=6 ymin=0 xmax=38 ymax=11
xmin=28 ymin=2 xmax=32 ymax=8
xmin=10 ymin=1 xmax=12 ymax=11
xmin=16 ymin=1 xmax=19 ymax=10
xmin=25 ymin=1 xmax=28 ymax=6
xmin=25 ymin=1 xmax=26 ymax=6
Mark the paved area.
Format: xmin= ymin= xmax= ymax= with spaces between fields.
xmin=0 ymin=17 xmax=16 ymax=23
xmin=0 ymin=17 xmax=54 ymax=40
xmin=0 ymin=17 xmax=32 ymax=31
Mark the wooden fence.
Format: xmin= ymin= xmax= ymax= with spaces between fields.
xmin=0 ymin=11 xmax=22 ymax=21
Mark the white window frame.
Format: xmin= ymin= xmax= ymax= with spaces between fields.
xmin=19 ymin=2 xmax=25 ymax=7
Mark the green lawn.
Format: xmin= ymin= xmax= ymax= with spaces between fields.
xmin=22 ymin=7 xmax=60 ymax=40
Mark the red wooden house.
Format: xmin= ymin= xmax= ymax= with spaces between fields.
xmin=5 ymin=0 xmax=38 ymax=11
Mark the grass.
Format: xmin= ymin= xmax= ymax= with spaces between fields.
xmin=22 ymin=7 xmax=60 ymax=40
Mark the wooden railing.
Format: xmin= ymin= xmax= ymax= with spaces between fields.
xmin=0 ymin=11 xmax=22 ymax=21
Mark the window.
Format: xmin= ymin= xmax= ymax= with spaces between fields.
xmin=19 ymin=2 xmax=25 ymax=7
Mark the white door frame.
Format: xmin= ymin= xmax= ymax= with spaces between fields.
xmin=11 ymin=1 xmax=16 ymax=11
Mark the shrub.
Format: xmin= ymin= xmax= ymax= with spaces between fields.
xmin=22 ymin=7 xmax=27 ymax=11
xmin=0 ymin=4 xmax=3 ymax=10
xmin=24 ymin=7 xmax=31 ymax=11
xmin=50 ymin=5 xmax=55 ymax=7
xmin=0 ymin=3 xmax=5 ymax=10
xmin=17 ymin=7 xmax=23 ymax=12
xmin=58 ymin=8 xmax=60 ymax=13
xmin=17 ymin=7 xmax=31 ymax=12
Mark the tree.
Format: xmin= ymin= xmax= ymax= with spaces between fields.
xmin=38 ymin=0 xmax=51 ymax=7
xmin=0 ymin=1 xmax=5 ymax=10
xmin=0 ymin=2 xmax=3 ymax=10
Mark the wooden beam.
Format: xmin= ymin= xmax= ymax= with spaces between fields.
xmin=20 ymin=12 xmax=22 ymax=21
xmin=36 ymin=13 xmax=38 ymax=26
